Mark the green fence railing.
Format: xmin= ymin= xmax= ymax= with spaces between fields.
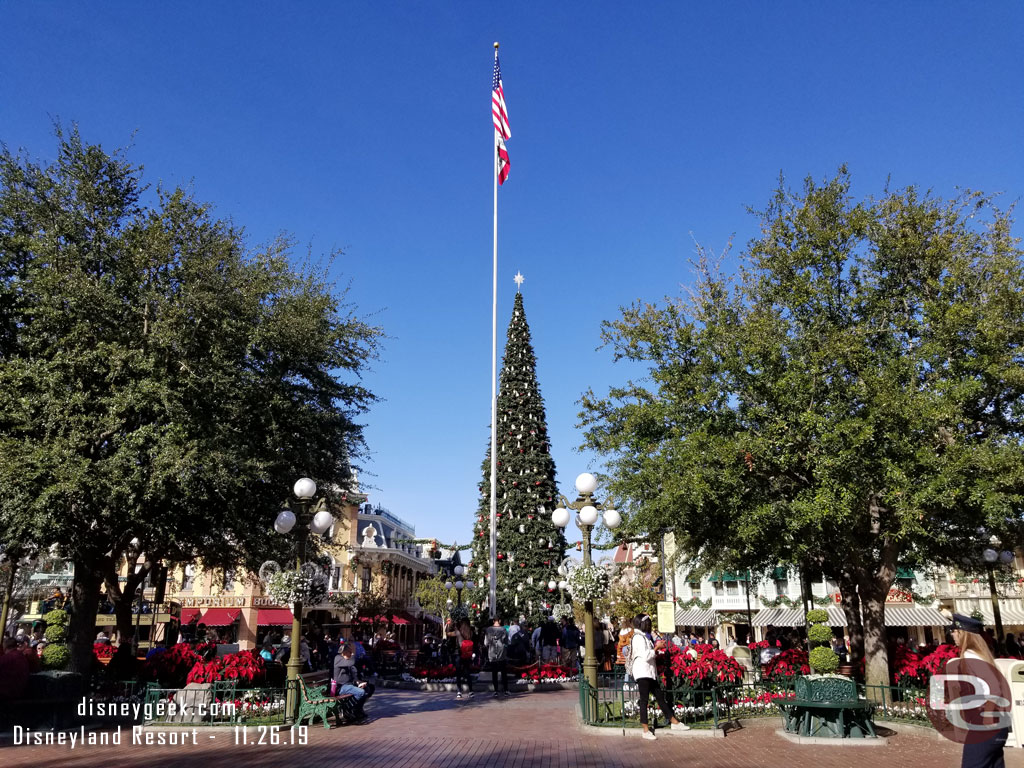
xmin=579 ymin=676 xmax=933 ymax=731
xmin=140 ymin=681 xmax=295 ymax=726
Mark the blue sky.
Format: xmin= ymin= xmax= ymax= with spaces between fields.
xmin=3 ymin=2 xmax=1022 ymax=550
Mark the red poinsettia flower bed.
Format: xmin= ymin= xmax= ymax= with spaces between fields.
xmin=410 ymin=664 xmax=457 ymax=680
xmin=660 ymin=643 xmax=745 ymax=688
xmin=519 ymin=664 xmax=578 ymax=683
xmin=760 ymin=648 xmax=810 ymax=682
xmin=892 ymin=644 xmax=925 ymax=686
xmin=185 ymin=649 xmax=266 ymax=685
xmin=140 ymin=643 xmax=202 ymax=687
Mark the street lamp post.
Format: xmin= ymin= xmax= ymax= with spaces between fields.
xmin=551 ymin=472 xmax=622 ymax=694
xmin=982 ymin=538 xmax=1016 ymax=646
xmin=445 ymin=565 xmax=469 ymax=608
xmin=274 ymin=477 xmax=335 ymax=724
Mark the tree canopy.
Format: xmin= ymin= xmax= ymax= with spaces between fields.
xmin=0 ymin=128 xmax=382 ymax=667
xmin=579 ymin=169 xmax=1024 ymax=686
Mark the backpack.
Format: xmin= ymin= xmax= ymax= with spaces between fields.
xmin=486 ymin=628 xmax=508 ymax=662
xmin=460 ymin=639 xmax=475 ymax=661
xmin=618 ymin=629 xmax=635 ymax=667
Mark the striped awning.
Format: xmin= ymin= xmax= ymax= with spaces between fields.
xmin=955 ymin=601 xmax=1024 ymax=627
xmin=883 ymin=605 xmax=950 ymax=627
xmin=674 ymin=608 xmax=718 ymax=626
xmin=753 ymin=606 xmax=847 ymax=627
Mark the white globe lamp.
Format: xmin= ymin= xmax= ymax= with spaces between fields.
xmin=603 ymin=508 xmax=622 ymax=529
xmin=293 ymin=477 xmax=317 ymax=500
xmin=552 ymin=507 xmax=570 ymax=528
xmin=983 ymin=548 xmax=999 ymax=563
xmin=575 ymin=473 xmax=598 ymax=495
xmin=310 ymin=510 xmax=335 ymax=535
xmin=1000 ymin=550 xmax=1015 ymax=564
xmin=579 ymin=505 xmax=599 ymax=526
xmin=454 ymin=565 xmax=465 ymax=576
xmin=445 ymin=581 xmax=453 ymax=590
xmin=558 ymin=580 xmax=568 ymax=590
xmin=455 ymin=580 xmax=464 ymax=590
xmin=274 ymin=509 xmax=296 ymax=534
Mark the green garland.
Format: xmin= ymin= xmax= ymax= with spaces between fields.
xmin=910 ymin=590 xmax=936 ymax=606
xmin=759 ymin=595 xmax=802 ymax=609
xmin=675 ymin=596 xmax=712 ymax=610
xmin=393 ymin=538 xmax=473 ymax=551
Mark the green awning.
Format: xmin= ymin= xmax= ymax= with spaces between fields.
xmin=772 ymin=567 xmax=788 ymax=580
xmin=895 ymin=566 xmax=916 ymax=579
xmin=711 ymin=571 xmax=749 ymax=582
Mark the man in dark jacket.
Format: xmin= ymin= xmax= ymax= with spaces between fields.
xmin=484 ymin=615 xmax=510 ymax=696
xmin=333 ymin=643 xmax=375 ymax=720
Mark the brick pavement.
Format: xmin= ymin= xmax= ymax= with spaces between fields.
xmin=3 ymin=688 xmax=1024 ymax=768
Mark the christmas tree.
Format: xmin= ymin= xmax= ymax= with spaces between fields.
xmin=468 ymin=291 xmax=567 ymax=622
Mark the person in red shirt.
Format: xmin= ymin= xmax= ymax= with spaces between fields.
xmin=0 ymin=638 xmax=31 ymax=700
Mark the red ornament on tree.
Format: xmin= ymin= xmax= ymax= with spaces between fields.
xmin=519 ymin=563 xmax=526 ymax=568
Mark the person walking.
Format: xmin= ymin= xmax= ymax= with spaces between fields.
xmin=455 ymin=621 xmax=475 ymax=700
xmin=485 ymin=615 xmax=511 ymax=696
xmin=950 ymin=614 xmax=1008 ymax=768
xmin=630 ymin=615 xmax=689 ymax=740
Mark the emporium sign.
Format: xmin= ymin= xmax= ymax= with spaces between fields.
xmin=180 ymin=596 xmax=285 ymax=608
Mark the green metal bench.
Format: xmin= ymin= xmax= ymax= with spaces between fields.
xmin=777 ymin=676 xmax=876 ymax=738
xmin=296 ymin=671 xmax=354 ymax=729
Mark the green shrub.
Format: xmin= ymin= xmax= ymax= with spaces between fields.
xmin=41 ymin=643 xmax=71 ymax=670
xmin=809 ymin=645 xmax=840 ymax=674
xmin=42 ymin=609 xmax=68 ymax=626
xmin=805 ymin=609 xmax=828 ymax=625
xmin=44 ymin=623 xmax=68 ymax=642
xmin=807 ymin=624 xmax=832 ymax=644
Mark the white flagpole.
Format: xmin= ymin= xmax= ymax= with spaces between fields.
xmin=489 ymin=42 xmax=500 ymax=619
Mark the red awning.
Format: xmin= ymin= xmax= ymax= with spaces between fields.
xmin=356 ymin=612 xmax=417 ymax=625
xmin=256 ymin=608 xmax=295 ymax=626
xmin=200 ymin=607 xmax=240 ymax=626
xmin=180 ymin=608 xmax=200 ymax=623
xmin=391 ymin=615 xmax=410 ymax=625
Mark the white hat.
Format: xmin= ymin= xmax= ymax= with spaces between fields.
xmin=282 ymin=635 xmax=290 ymax=644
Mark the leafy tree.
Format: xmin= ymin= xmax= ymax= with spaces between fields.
xmin=468 ymin=292 xmax=567 ymax=622
xmin=580 ymin=169 xmax=1024 ymax=689
xmin=414 ymin=574 xmax=452 ymax=620
xmin=0 ymin=128 xmax=382 ymax=672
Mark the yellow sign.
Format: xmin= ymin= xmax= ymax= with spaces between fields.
xmin=656 ymin=600 xmax=675 ymax=633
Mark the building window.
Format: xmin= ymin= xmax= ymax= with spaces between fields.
xmin=330 ymin=567 xmax=342 ymax=591
xmin=222 ymin=568 xmax=235 ymax=592
xmin=361 ymin=567 xmax=371 ymax=593
xmin=775 ymin=578 xmax=789 ymax=597
xmin=714 ymin=581 xmax=724 ymax=596
xmin=726 ymin=581 xmax=739 ymax=596
xmin=183 ymin=565 xmax=196 ymax=591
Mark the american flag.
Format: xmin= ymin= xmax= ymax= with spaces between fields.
xmin=492 ymin=52 xmax=510 ymax=185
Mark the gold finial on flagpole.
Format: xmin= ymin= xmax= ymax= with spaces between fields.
xmin=494 ymin=42 xmax=500 ymax=50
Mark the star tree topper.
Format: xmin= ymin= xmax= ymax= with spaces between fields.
xmin=513 ymin=271 xmax=525 ymax=292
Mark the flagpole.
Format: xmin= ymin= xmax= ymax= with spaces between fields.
xmin=489 ymin=41 xmax=500 ymax=619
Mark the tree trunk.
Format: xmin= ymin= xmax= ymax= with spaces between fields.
xmin=859 ymin=582 xmax=889 ymax=696
xmin=106 ymin=562 xmax=150 ymax=644
xmin=69 ymin=560 xmax=102 ymax=677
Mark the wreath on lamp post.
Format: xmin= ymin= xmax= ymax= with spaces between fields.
xmin=567 ymin=565 xmax=610 ymax=602
xmin=266 ymin=568 xmax=328 ymax=607
xmin=552 ymin=604 xmax=574 ymax=621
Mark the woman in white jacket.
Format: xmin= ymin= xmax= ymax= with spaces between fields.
xmin=630 ymin=615 xmax=689 ymax=740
